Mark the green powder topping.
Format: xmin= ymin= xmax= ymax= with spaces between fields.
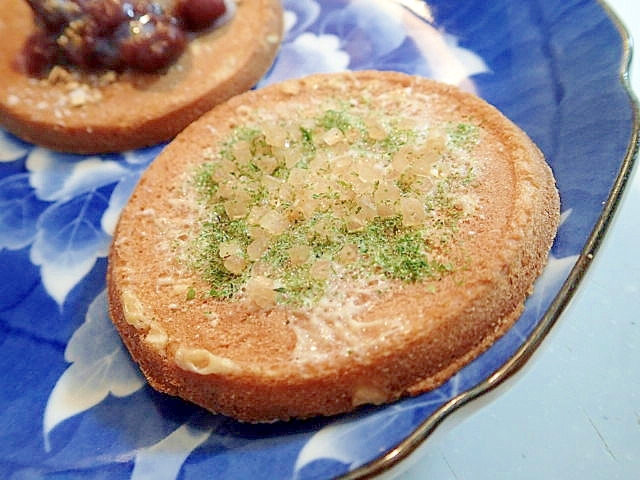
xmin=186 ymin=105 xmax=479 ymax=308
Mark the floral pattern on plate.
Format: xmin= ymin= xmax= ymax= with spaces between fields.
xmin=0 ymin=0 xmax=635 ymax=478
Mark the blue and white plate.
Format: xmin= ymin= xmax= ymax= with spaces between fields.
xmin=0 ymin=1 xmax=637 ymax=478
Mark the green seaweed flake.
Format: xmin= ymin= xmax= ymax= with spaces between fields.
xmin=317 ymin=109 xmax=356 ymax=133
xmin=380 ymin=127 xmax=417 ymax=155
xmin=448 ymin=122 xmax=479 ymax=149
xmin=351 ymin=216 xmax=442 ymax=282
xmin=184 ymin=105 xmax=475 ymax=307
xmin=192 ymin=217 xmax=251 ymax=299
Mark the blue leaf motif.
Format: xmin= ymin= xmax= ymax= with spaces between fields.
xmin=293 ymin=415 xmax=385 ymax=474
xmin=30 ymin=190 xmax=113 ymax=305
xmin=263 ymin=0 xmax=489 ymax=92
xmin=282 ymin=0 xmax=321 ymax=40
xmin=0 ymin=173 xmax=49 ymax=250
xmin=101 ymin=170 xmax=142 ymax=235
xmin=320 ymin=0 xmax=409 ymax=62
xmin=101 ymin=146 xmax=159 ymax=235
xmin=43 ymin=290 xmax=145 ymax=451
xmin=524 ymin=252 xmax=578 ymax=322
xmin=122 ymin=143 xmax=166 ymax=168
xmin=0 ymin=130 xmax=29 ymax=163
xmin=293 ymin=397 xmax=447 ymax=477
xmin=262 ymin=32 xmax=350 ymax=85
xmin=131 ymin=419 xmax=214 ymax=480
xmin=24 ymin=146 xmax=155 ymax=303
xmin=26 ymin=148 xmax=129 ymax=202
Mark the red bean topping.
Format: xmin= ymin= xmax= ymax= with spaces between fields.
xmin=21 ymin=0 xmax=227 ymax=76
xmin=21 ymin=30 xmax=61 ymax=77
xmin=175 ymin=0 xmax=227 ymax=31
xmin=119 ymin=17 xmax=187 ymax=72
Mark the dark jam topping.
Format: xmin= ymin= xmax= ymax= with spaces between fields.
xmin=22 ymin=0 xmax=227 ymax=76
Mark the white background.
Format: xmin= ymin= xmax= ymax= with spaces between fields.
xmin=400 ymin=0 xmax=640 ymax=478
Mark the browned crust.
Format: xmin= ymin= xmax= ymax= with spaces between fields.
xmin=0 ymin=0 xmax=283 ymax=153
xmin=107 ymin=71 xmax=561 ymax=422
